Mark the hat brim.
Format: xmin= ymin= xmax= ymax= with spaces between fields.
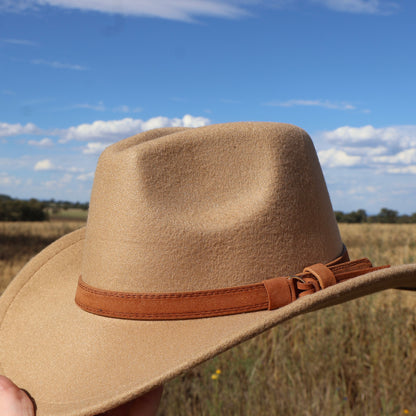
xmin=0 ymin=228 xmax=415 ymax=416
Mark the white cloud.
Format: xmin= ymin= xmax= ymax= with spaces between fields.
xmin=317 ymin=124 xmax=416 ymax=177
xmin=0 ymin=172 xmax=21 ymax=186
xmin=33 ymin=158 xmax=86 ymax=174
xmin=77 ymin=172 xmax=94 ymax=181
xmin=386 ymin=166 xmax=416 ymax=175
xmin=323 ymin=125 xmax=379 ymax=142
xmin=338 ymin=145 xmax=388 ymax=157
xmin=1 ymin=115 xmax=209 ymax=143
xmin=2 ymin=0 xmax=249 ymax=21
xmin=30 ymin=59 xmax=88 ymax=71
xmin=144 ymin=114 xmax=210 ymax=130
xmin=312 ymin=0 xmax=398 ymax=14
xmin=61 ymin=118 xmax=143 ymax=142
xmin=34 ymin=159 xmax=54 ymax=171
xmin=1 ymin=0 xmax=398 ymax=19
xmin=28 ymin=137 xmax=54 ymax=147
xmin=360 ymin=146 xmax=388 ymax=156
xmin=0 ymin=121 xmax=41 ymax=137
xmin=318 ymin=149 xmax=361 ymax=167
xmin=82 ymin=142 xmax=109 ymax=155
xmin=264 ymin=99 xmax=356 ymax=111
xmin=374 ymin=149 xmax=416 ymax=165
xmin=322 ymin=125 xmax=416 ymax=148
xmin=60 ymin=114 xmax=210 ymax=142
xmin=346 ymin=185 xmax=378 ymax=195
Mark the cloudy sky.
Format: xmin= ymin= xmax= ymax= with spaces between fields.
xmin=1 ymin=0 xmax=415 ymax=213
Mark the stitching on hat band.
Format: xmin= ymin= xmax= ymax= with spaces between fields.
xmin=75 ymin=248 xmax=390 ymax=320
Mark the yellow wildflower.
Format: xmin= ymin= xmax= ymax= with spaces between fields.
xmin=211 ymin=374 xmax=219 ymax=380
xmin=216 ymin=369 xmax=221 ymax=374
xmin=403 ymin=410 xmax=409 ymax=414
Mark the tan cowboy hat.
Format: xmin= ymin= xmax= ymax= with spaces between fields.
xmin=0 ymin=122 xmax=415 ymax=416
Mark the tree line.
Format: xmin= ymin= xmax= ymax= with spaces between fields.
xmin=335 ymin=208 xmax=416 ymax=224
xmin=0 ymin=194 xmax=88 ymax=221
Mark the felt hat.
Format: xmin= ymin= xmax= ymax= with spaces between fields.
xmin=0 ymin=122 xmax=415 ymax=416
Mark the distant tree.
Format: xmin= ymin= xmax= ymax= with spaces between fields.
xmin=335 ymin=211 xmax=345 ymax=222
xmin=396 ymin=213 xmax=416 ymax=224
xmin=370 ymin=208 xmax=398 ymax=224
xmin=0 ymin=198 xmax=49 ymax=221
xmin=335 ymin=209 xmax=367 ymax=223
xmin=355 ymin=209 xmax=368 ymax=223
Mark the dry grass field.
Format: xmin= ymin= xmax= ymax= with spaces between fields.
xmin=0 ymin=221 xmax=85 ymax=293
xmin=1 ymin=222 xmax=416 ymax=415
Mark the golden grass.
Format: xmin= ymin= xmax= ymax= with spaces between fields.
xmin=0 ymin=222 xmax=415 ymax=415
xmin=339 ymin=223 xmax=416 ymax=266
xmin=47 ymin=208 xmax=89 ymax=221
xmin=0 ymin=221 xmax=84 ymax=293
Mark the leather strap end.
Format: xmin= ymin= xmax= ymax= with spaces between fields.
xmin=336 ymin=264 xmax=390 ymax=282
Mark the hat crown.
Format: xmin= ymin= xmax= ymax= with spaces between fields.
xmin=81 ymin=122 xmax=342 ymax=292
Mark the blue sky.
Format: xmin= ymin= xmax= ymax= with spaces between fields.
xmin=1 ymin=0 xmax=415 ymax=213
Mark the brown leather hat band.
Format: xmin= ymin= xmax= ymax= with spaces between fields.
xmin=75 ymin=249 xmax=389 ymax=320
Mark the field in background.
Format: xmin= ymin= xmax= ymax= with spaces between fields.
xmin=1 ymin=222 xmax=415 ymax=415
xmin=0 ymin=221 xmax=85 ymax=293
xmin=47 ymin=207 xmax=89 ymax=221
